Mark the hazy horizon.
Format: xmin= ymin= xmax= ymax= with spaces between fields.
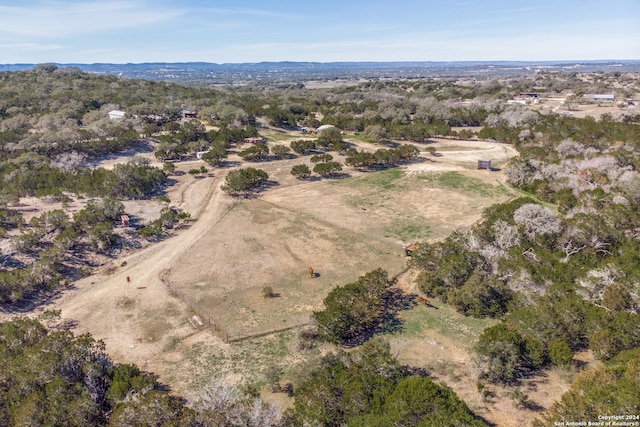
xmin=3 ymin=59 xmax=640 ymax=66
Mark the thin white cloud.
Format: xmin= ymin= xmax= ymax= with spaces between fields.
xmin=199 ymin=7 xmax=306 ymax=20
xmin=203 ymin=25 xmax=640 ymax=62
xmin=0 ymin=1 xmax=182 ymax=39
xmin=0 ymin=42 xmax=63 ymax=51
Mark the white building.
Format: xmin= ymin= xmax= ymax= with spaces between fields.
xmin=583 ymin=94 xmax=615 ymax=101
xmin=108 ymin=110 xmax=126 ymax=120
xmin=317 ymin=124 xmax=337 ymax=132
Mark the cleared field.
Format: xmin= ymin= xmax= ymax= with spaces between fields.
xmin=40 ymin=136 xmax=526 ymax=423
xmin=166 ymin=159 xmax=511 ymax=340
xmin=165 ymin=197 xmax=404 ymax=338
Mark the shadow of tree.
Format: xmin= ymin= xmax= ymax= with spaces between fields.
xmin=523 ymin=400 xmax=545 ymax=412
xmin=323 ymin=172 xmax=351 ymax=180
xmin=339 ymin=288 xmax=420 ymax=347
xmin=303 ymin=176 xmax=322 ymax=182
xmin=218 ymin=160 xmax=242 ymax=168
xmin=376 ymin=312 xmax=404 ymax=335
xmin=386 ymin=288 xmax=418 ymax=311
xmin=255 ymin=180 xmax=281 ymax=194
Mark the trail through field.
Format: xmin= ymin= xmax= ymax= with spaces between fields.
xmin=54 ymin=167 xmax=230 ymax=371
xmin=23 ymin=136 xmax=520 ymax=395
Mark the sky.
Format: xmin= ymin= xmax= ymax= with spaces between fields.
xmin=0 ymin=0 xmax=638 ymax=64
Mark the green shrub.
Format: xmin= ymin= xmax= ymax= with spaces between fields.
xmin=548 ymin=340 xmax=574 ymax=366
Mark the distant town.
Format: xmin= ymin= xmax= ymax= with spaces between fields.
xmin=2 ymin=60 xmax=640 ymax=84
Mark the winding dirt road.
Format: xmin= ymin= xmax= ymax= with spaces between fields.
xmin=54 ymin=169 xmax=231 ymax=369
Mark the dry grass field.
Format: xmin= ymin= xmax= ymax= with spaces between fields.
xmin=7 ymin=131 xmax=570 ymax=426
xmin=164 ymin=136 xmax=514 ymax=340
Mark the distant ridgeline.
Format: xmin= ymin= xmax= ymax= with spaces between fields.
xmin=1 ymin=60 xmax=640 ymax=84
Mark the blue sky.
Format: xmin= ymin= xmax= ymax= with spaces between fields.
xmin=0 ymin=0 xmax=638 ymax=63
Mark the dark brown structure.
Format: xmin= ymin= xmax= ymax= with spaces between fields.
xmin=477 ymin=159 xmax=492 ymax=170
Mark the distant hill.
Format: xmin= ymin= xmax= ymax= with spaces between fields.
xmin=2 ymin=60 xmax=639 ymax=84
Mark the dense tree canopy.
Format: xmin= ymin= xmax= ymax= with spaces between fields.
xmin=0 ymin=316 xmax=279 ymax=427
xmin=535 ymin=351 xmax=640 ymax=426
xmin=221 ymin=167 xmax=269 ymax=196
xmin=314 ymin=268 xmax=394 ymax=345
xmin=286 ymin=340 xmax=488 ymax=427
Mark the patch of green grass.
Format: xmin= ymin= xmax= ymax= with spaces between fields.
xmin=418 ymin=172 xmax=506 ymax=197
xmin=264 ymin=133 xmax=303 ymax=142
xmin=163 ymin=335 xmax=183 ymax=352
xmin=335 ymin=167 xmax=404 ymax=191
xmin=394 ymin=301 xmax=496 ymax=350
xmin=179 ymin=331 xmax=298 ymax=390
xmin=386 ymin=223 xmax=431 ymax=241
xmin=510 ymin=187 xmax=559 ymax=212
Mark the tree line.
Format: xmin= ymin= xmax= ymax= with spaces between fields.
xmin=0 ymin=315 xmax=489 ymax=427
xmin=0 ymin=315 xmax=280 ymax=426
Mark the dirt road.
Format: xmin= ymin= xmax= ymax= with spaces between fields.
xmin=54 ymin=169 xmax=230 ymax=369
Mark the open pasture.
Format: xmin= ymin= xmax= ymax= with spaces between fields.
xmin=165 ymin=146 xmax=512 ymax=339
xmin=45 ymin=136 xmax=518 ymax=404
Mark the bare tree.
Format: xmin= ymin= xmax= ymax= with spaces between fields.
xmin=505 ymin=160 xmax=537 ymax=187
xmin=190 ymin=378 xmax=280 ymax=427
xmin=555 ymin=139 xmax=587 ymax=159
xmin=499 ymin=105 xmax=540 ymax=127
xmin=51 ymin=151 xmax=87 ymax=172
xmin=493 ymin=220 xmax=521 ymax=250
xmin=513 ymin=204 xmax=563 ymax=239
xmin=577 ymin=265 xmax=621 ymax=301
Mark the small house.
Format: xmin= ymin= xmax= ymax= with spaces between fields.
xmin=108 ymin=110 xmax=125 ymax=120
xmin=317 ymin=124 xmax=337 ymax=132
xmin=180 ymin=110 xmax=197 ymax=119
xmin=583 ymin=94 xmax=615 ymax=102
